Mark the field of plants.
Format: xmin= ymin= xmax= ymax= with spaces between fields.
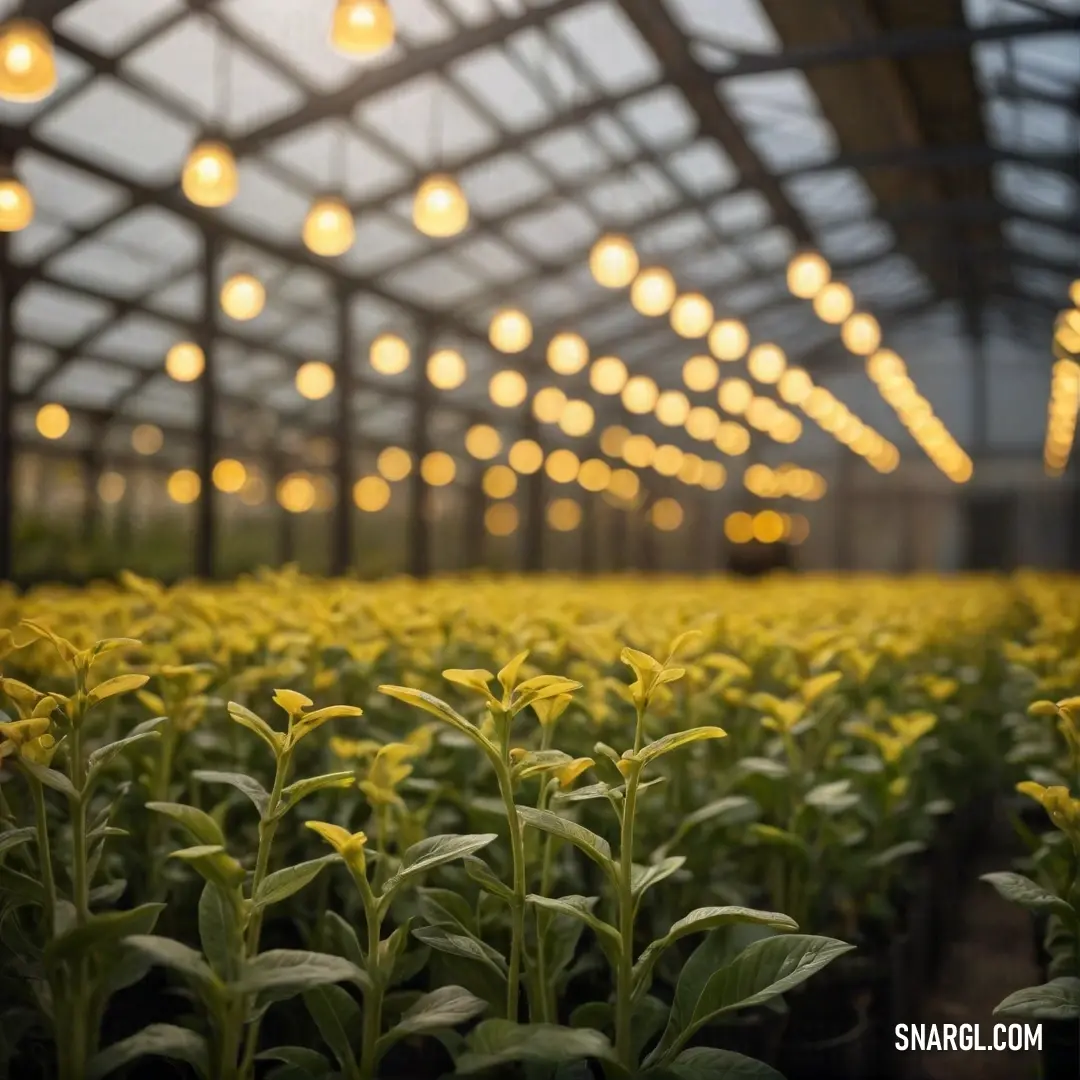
xmin=0 ymin=570 xmax=1077 ymax=1080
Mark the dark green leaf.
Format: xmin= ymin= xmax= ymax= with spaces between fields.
xmin=412 ymin=925 xmax=507 ymax=981
xmin=234 ymin=949 xmax=367 ymax=997
xmin=378 ymin=985 xmax=487 ymax=1051
xmin=662 ymin=1046 xmax=787 ymax=1079
xmin=87 ymin=721 xmax=164 ymax=782
xmin=20 ymin=761 xmax=78 ymax=800
xmin=253 ymin=856 xmax=339 ymax=911
xmin=632 ymin=857 xmax=686 ymax=899
xmin=303 ymin=984 xmax=360 ymax=1073
xmin=980 ymin=872 xmax=1075 ymax=920
xmin=866 ymin=841 xmax=925 ymax=869
xmin=126 ymin=935 xmax=219 ymax=990
xmin=322 ymin=910 xmax=364 ymax=969
xmin=198 ymin=883 xmax=242 ymax=981
xmin=0 ymin=827 xmax=36 ymax=859
xmin=456 ymin=1020 xmax=615 ymax=1074
xmin=86 ymin=1024 xmax=209 ymax=1080
xmin=191 ymin=770 xmax=270 ymax=817
xmin=516 ymin=807 xmax=613 ymax=875
xmin=464 ymin=856 xmax=512 ymax=901
xmin=146 ymin=802 xmax=226 ymax=848
xmin=45 ymin=903 xmax=165 ymax=967
xmin=994 ymin=978 xmax=1080 ymax=1020
xmin=526 ymin=894 xmax=620 ymax=950
xmin=383 ymin=833 xmax=498 ymax=896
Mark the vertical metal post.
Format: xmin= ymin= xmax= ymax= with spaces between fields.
xmin=522 ymin=415 xmax=544 ymax=573
xmin=580 ymin=493 xmax=597 ymax=574
xmin=834 ymin=452 xmax=855 ymax=571
xmin=81 ymin=435 xmax=102 ymax=544
xmin=271 ymin=453 xmax=294 ymax=565
xmin=331 ymin=283 xmax=354 ymax=576
xmin=195 ymin=229 xmax=218 ymax=578
xmin=408 ymin=342 xmax=431 ymax=578
xmin=0 ymin=234 xmax=17 ymax=582
xmin=464 ymin=466 xmax=486 ymax=570
xmin=970 ymin=327 xmax=987 ymax=456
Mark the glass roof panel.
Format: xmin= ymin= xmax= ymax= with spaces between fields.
xmin=97 ymin=207 xmax=201 ymax=268
xmin=584 ymin=163 xmax=682 ymax=227
xmin=636 ymin=209 xmax=710 ymax=259
xmin=458 ymin=152 xmax=553 ymax=216
xmin=274 ymin=268 xmax=332 ymax=307
xmin=11 ymin=344 xmax=55 ymax=395
xmin=528 ymin=126 xmax=612 ymax=181
xmin=10 ymin=219 xmax=73 ymax=264
xmin=665 ymin=140 xmax=739 ymax=198
xmin=455 ymin=235 xmax=534 ymax=283
xmin=819 ymin=220 xmax=895 ymax=262
xmin=504 ymin=200 xmax=596 ymax=259
xmin=553 ymin=0 xmax=662 ymax=95
xmin=120 ymin=374 xmax=199 ymax=426
xmin=381 ymin=253 xmax=487 ymax=308
xmin=36 ymin=76 xmax=198 ymax=184
xmin=16 ymin=152 xmax=129 ymax=230
xmin=450 ymin=46 xmax=556 ymax=132
xmin=55 ymin=0 xmax=186 ymax=56
xmin=15 ymin=283 xmax=113 ymax=346
xmin=45 ymin=359 xmax=136 ymax=408
xmin=994 ymin=163 xmax=1078 ymax=216
xmin=783 ymin=169 xmax=876 ymax=224
xmin=281 ymin=316 xmax=335 ymax=356
xmin=1004 ymin=219 xmax=1079 ymax=262
xmin=49 ymin=240 xmax=168 ymax=300
xmin=508 ymin=27 xmax=601 ymax=106
xmin=664 ymin=0 xmax=782 ymax=52
xmin=338 ymin=212 xmax=429 ymax=274
xmin=618 ymin=86 xmax=698 ymax=150
xmin=361 ymin=75 xmax=502 ymax=168
xmin=123 ymin=18 xmax=305 ymax=134
xmin=391 ymin=0 xmax=458 ymax=48
xmin=670 ymin=247 xmax=747 ymax=288
xmin=216 ymin=161 xmax=313 ymax=242
xmin=709 ymin=190 xmax=772 ymax=235
xmin=89 ymin=313 xmax=185 ymax=369
xmin=739 ymin=225 xmax=795 ymax=268
xmin=149 ymin=275 xmax=202 ymax=320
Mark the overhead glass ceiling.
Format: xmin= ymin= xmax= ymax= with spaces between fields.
xmin=3 ymin=0 xmax=1076 ymax=466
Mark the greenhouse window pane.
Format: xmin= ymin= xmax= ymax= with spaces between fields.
xmin=56 ymin=0 xmax=185 ymax=56
xmin=504 ymin=201 xmax=596 ymax=259
xmin=666 ymin=140 xmax=738 ymax=198
xmin=0 ymin=47 xmax=91 ymax=127
xmin=458 ymin=152 xmax=552 ymax=216
xmin=217 ymin=161 xmax=313 ymax=242
xmin=15 ymin=283 xmax=112 ymax=347
xmin=44 ymin=360 xmax=136 ymax=409
xmin=382 ymin=254 xmax=486 ymax=308
xmin=618 ymin=86 xmax=698 ymax=150
xmin=338 ymin=213 xmax=429 ymax=274
xmin=15 ymin=152 xmax=128 ymax=230
xmin=553 ymin=0 xmax=661 ymax=94
xmin=89 ymin=313 xmax=187 ymax=369
xmin=451 ymin=45 xmax=554 ymax=132
xmin=664 ymin=0 xmax=781 ymax=51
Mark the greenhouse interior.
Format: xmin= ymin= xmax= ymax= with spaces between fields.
xmin=1 ymin=1 xmax=1080 ymax=1079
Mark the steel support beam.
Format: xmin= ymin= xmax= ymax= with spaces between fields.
xmin=0 ymin=237 xmax=17 ymax=582
xmin=699 ymin=13 xmax=1080 ymax=78
xmin=331 ymin=283 xmax=354 ymax=576
xmin=522 ymin=415 xmax=544 ymax=573
xmin=407 ymin=350 xmax=432 ymax=579
xmin=195 ymin=230 xmax=218 ymax=579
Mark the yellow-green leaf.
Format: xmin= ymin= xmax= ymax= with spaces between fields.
xmin=666 ymin=630 xmax=703 ymax=663
xmin=801 ymin=671 xmax=842 ymax=706
xmin=19 ymin=621 xmax=78 ymax=663
xmin=226 ymin=702 xmax=285 ymax=756
xmin=634 ymin=726 xmax=727 ymax=768
xmin=87 ymin=674 xmax=150 ymax=707
xmin=496 ymin=651 xmax=529 ymax=697
xmin=379 ymin=685 xmax=499 ymax=761
xmin=273 ymin=689 xmax=314 ymax=715
xmin=443 ymin=669 xmax=498 ymax=704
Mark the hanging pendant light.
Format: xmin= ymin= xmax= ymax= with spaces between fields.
xmin=182 ymin=139 xmax=238 ymax=207
xmin=670 ymin=293 xmax=714 ymax=339
xmin=786 ymin=252 xmax=831 ymax=299
xmin=589 ymin=234 xmax=638 ymax=289
xmin=220 ymin=272 xmax=265 ymax=321
xmin=414 ymin=173 xmax=469 ymax=238
xmin=330 ymin=0 xmax=395 ymax=56
xmin=0 ymin=19 xmax=56 ymax=102
xmin=630 ymin=267 xmax=676 ymax=316
xmin=304 ymin=195 xmax=355 ymax=256
xmin=0 ymin=161 xmax=33 ymax=232
xmin=489 ymin=308 xmax=532 ymax=354
xmin=547 ymin=332 xmax=588 ymax=375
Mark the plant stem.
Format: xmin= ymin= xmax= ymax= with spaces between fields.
xmin=534 ymin=775 xmax=556 ymax=1023
xmin=27 ymin=774 xmax=57 ymax=935
xmin=238 ymin=747 xmax=291 ymax=1079
xmin=64 ymin=707 xmax=92 ymax=1080
xmin=615 ymin=765 xmax=641 ymax=1069
xmin=358 ymin=880 xmax=384 ymax=1080
xmin=498 ymin=764 xmax=527 ymax=1022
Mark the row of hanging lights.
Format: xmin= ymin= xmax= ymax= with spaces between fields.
xmin=0 ymin=18 xmax=56 ymax=231
xmin=1043 ymin=282 xmax=1079 ymax=476
xmin=785 ymin=251 xmax=970 ymax=481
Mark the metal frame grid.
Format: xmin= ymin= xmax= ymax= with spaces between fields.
xmin=0 ymin=0 xmax=1077 ymax=577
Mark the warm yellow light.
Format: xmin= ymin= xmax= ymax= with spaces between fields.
xmin=716 ymin=422 xmax=750 ymax=456
xmin=725 ymin=511 xmax=753 ymax=544
xmin=483 ymin=464 xmax=517 ymax=500
xmin=547 ymin=497 xmax=582 ymax=531
xmin=718 ymin=378 xmax=752 ymax=415
xmin=489 ymin=309 xmax=533 ymax=354
xmin=508 ymin=439 xmax=543 ymax=475
xmin=97 ymin=471 xmax=126 ymax=505
xmin=778 ymin=368 xmax=813 ymax=405
xmin=655 ymin=390 xmax=690 ymax=427
xmin=0 ymin=20 xmax=55 ymax=102
xmin=238 ymin=472 xmax=265 ymax=506
xmin=589 ymin=234 xmax=638 ymax=289
xmin=212 ymin=458 xmax=247 ymax=493
xmin=842 ymin=313 xmax=882 ymax=356
xmin=753 ymin=510 xmax=785 ymax=544
xmin=671 ymin=293 xmax=714 ymax=339
xmin=181 ymin=141 xmax=238 ymax=208
xmin=377 ymin=446 xmax=411 ymax=481
xmin=131 ymin=424 xmax=163 ymax=455
xmin=559 ymin=399 xmax=594 ymax=437
xmin=370 ymin=333 xmax=410 ymax=375
xmin=0 ymin=173 xmax=33 ymax=232
xmin=708 ymin=319 xmax=750 ymax=362
xmin=630 ymin=267 xmax=677 ymax=317
xmin=465 ymin=424 xmax=502 ymax=460
xmin=745 ymin=397 xmax=780 ymax=432
xmin=166 ymin=341 xmax=205 ymax=382
xmin=168 ymin=469 xmax=201 ymax=505
xmin=547 ymin=332 xmax=589 ymax=375
xmin=485 ymin=502 xmax=519 ymax=536
xmin=651 ymin=497 xmax=684 ymax=531
xmin=867 ymin=349 xmax=906 ymax=384
xmin=622 ymin=375 xmax=659 ymax=415
xmin=219 ymin=272 xmax=265 ymax=321
xmin=786 ymin=252 xmax=831 ymax=299
xmin=489 ymin=369 xmax=528 ymax=408
xmin=683 ymin=355 xmax=719 ymax=393
xmin=590 ymin=356 xmax=628 ymax=395
xmin=770 ymin=412 xmax=803 ymax=444
xmin=427 ymin=349 xmax=466 ymax=390
xmin=622 ymin=434 xmax=656 ymax=468
xmin=653 ymin=444 xmax=684 ymax=477
xmin=545 ymin=448 xmax=580 ymax=484
xmin=608 ymin=468 xmax=640 ymax=501
xmin=277 ymin=473 xmax=316 ymax=513
xmin=577 ymin=458 xmax=611 ymax=493
xmin=699 ymin=461 xmax=727 ymax=491
xmin=685 ymin=406 xmax=721 ymax=442
xmin=296 ymin=360 xmax=335 ymax=400
xmin=600 ymin=425 xmax=630 ymax=457
xmin=353 ymin=475 xmax=391 ymax=512
xmin=420 ymin=451 xmax=456 ymax=487
xmin=304 ymin=196 xmax=355 ymax=256
xmin=677 ymin=453 xmax=704 ymax=485
xmin=747 ymin=344 xmax=786 ymax=385
xmin=814 ymin=282 xmax=854 ymax=324
xmin=414 ymin=173 xmax=469 ymax=238
xmin=533 ymin=386 xmax=567 ymax=424
xmin=35 ymin=402 xmax=69 ymax=440
xmin=331 ymin=0 xmax=395 ymax=55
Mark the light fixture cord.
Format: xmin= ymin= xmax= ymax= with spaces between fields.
xmin=212 ymin=14 xmax=234 ymax=135
xmin=332 ymin=120 xmax=347 ymax=195
xmin=428 ymin=78 xmax=443 ymax=172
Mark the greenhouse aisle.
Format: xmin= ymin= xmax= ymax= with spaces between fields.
xmin=915 ymin=812 xmax=1040 ymax=1080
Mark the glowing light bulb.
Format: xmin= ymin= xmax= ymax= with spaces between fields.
xmin=304 ymin=196 xmax=355 ymax=256
xmin=489 ymin=309 xmax=532 ymax=354
xmin=181 ymin=141 xmax=238 ymax=208
xmin=786 ymin=252 xmax=831 ymax=298
xmin=220 ymin=273 xmax=265 ymax=321
xmin=630 ymin=267 xmax=676 ymax=317
xmin=370 ymin=333 xmax=410 ymax=375
xmin=165 ymin=342 xmax=205 ymax=382
xmin=330 ymin=0 xmax=395 ymax=55
xmin=0 ymin=172 xmax=33 ymax=232
xmin=589 ymin=234 xmax=638 ymax=289
xmin=708 ymin=319 xmax=749 ymax=361
xmin=547 ymin=332 xmax=589 ymax=375
xmin=414 ymin=174 xmax=468 ymax=238
xmin=671 ymin=293 xmax=714 ymax=339
xmin=0 ymin=20 xmax=56 ymax=102
xmin=426 ymin=349 xmax=466 ymax=390
xmin=35 ymin=402 xmax=69 ymax=440
xmin=296 ymin=361 xmax=335 ymax=400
